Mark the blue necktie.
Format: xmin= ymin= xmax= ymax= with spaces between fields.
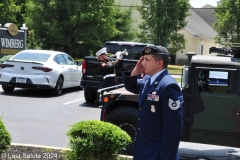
xmin=144 ymin=79 xmax=151 ymax=91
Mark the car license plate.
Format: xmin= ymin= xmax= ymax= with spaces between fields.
xmin=16 ymin=77 xmax=26 ymax=83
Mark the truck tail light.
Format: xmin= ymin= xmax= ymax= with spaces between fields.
xmin=32 ymin=66 xmax=53 ymax=72
xmin=0 ymin=64 xmax=14 ymax=69
xmin=82 ymin=60 xmax=86 ymax=74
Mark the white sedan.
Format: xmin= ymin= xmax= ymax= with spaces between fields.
xmin=0 ymin=50 xmax=82 ymax=96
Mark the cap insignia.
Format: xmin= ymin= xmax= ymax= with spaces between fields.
xmin=144 ymin=47 xmax=152 ymax=54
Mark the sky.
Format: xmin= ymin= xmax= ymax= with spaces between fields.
xmin=190 ymin=0 xmax=220 ymax=8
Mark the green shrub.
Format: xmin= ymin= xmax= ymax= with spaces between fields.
xmin=0 ymin=114 xmax=12 ymax=154
xmin=0 ymin=55 xmax=13 ymax=63
xmin=64 ymin=120 xmax=131 ymax=160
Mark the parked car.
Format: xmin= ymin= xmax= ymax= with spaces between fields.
xmin=0 ymin=50 xmax=82 ymax=96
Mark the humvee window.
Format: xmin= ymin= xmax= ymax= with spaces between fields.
xmin=209 ymin=71 xmax=228 ymax=84
xmin=197 ymin=69 xmax=231 ymax=94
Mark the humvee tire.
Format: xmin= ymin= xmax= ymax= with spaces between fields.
xmin=84 ymin=88 xmax=97 ymax=103
xmin=105 ymin=106 xmax=138 ymax=156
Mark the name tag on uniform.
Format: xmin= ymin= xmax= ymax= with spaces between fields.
xmin=147 ymin=93 xmax=159 ymax=101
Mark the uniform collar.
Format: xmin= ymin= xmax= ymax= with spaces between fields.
xmin=149 ymin=69 xmax=166 ymax=85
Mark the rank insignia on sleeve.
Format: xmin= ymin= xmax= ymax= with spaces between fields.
xmin=168 ymin=99 xmax=180 ymax=110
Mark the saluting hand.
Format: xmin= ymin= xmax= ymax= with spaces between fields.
xmin=131 ymin=56 xmax=144 ymax=76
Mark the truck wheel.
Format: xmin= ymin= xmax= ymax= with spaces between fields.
xmin=2 ymin=85 xmax=15 ymax=93
xmin=105 ymin=106 xmax=138 ymax=156
xmin=84 ymin=89 xmax=97 ymax=103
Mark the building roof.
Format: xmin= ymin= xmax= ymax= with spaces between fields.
xmin=193 ymin=5 xmax=217 ymax=26
xmin=185 ymin=9 xmax=217 ymax=39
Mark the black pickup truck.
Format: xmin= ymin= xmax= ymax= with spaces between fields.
xmin=80 ymin=41 xmax=151 ymax=103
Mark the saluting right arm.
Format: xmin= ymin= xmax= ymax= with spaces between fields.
xmin=123 ymin=56 xmax=144 ymax=94
xmin=131 ymin=56 xmax=144 ymax=76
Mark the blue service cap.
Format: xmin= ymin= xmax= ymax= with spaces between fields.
xmin=142 ymin=45 xmax=169 ymax=56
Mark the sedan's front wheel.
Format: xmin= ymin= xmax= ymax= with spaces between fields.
xmin=2 ymin=85 xmax=15 ymax=93
xmin=51 ymin=76 xmax=63 ymax=96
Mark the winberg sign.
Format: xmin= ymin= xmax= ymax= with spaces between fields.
xmin=1 ymin=38 xmax=23 ymax=48
xmin=0 ymin=23 xmax=26 ymax=56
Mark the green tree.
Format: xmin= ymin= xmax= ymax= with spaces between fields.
xmin=0 ymin=0 xmax=32 ymax=48
xmin=109 ymin=3 xmax=136 ymax=41
xmin=0 ymin=0 xmax=21 ymax=26
xmin=137 ymin=0 xmax=189 ymax=55
xmin=214 ymin=0 xmax=240 ymax=45
xmin=24 ymin=0 xmax=135 ymax=58
xmin=15 ymin=0 xmax=28 ymax=27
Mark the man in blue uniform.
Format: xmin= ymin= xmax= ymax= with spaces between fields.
xmin=123 ymin=45 xmax=183 ymax=160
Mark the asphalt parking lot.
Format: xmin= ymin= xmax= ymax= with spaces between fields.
xmin=0 ymin=87 xmax=100 ymax=148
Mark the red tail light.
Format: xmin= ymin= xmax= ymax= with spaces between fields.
xmin=0 ymin=64 xmax=14 ymax=69
xmin=82 ymin=60 xmax=86 ymax=74
xmin=32 ymin=66 xmax=53 ymax=72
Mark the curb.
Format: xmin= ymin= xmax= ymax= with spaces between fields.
xmin=11 ymin=143 xmax=69 ymax=150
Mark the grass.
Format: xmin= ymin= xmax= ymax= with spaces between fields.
xmin=168 ymin=65 xmax=183 ymax=75
xmin=167 ymin=65 xmax=183 ymax=83
xmin=174 ymin=78 xmax=181 ymax=83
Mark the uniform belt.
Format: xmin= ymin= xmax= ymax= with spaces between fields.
xmin=103 ymin=74 xmax=116 ymax=79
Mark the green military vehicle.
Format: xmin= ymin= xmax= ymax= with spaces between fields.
xmin=98 ymin=45 xmax=240 ymax=155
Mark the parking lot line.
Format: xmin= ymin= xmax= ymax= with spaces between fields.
xmin=62 ymin=98 xmax=84 ymax=105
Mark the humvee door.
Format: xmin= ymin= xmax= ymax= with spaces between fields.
xmin=187 ymin=67 xmax=240 ymax=147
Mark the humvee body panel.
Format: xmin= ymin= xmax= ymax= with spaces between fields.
xmin=181 ymin=55 xmax=240 ymax=148
xmin=108 ymin=87 xmax=134 ymax=94
xmin=192 ymin=55 xmax=240 ymax=66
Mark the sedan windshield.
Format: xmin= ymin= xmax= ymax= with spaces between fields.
xmin=12 ymin=52 xmax=51 ymax=62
